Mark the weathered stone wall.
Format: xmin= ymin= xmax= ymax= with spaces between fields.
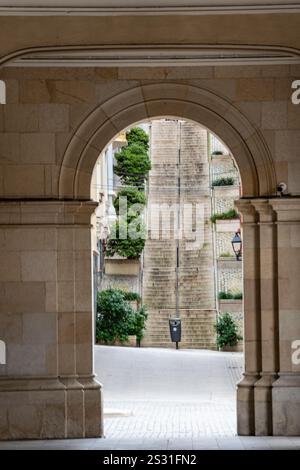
xmin=142 ymin=120 xmax=216 ymax=348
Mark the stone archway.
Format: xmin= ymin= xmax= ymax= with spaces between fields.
xmin=58 ymin=82 xmax=277 ymax=200
xmin=57 ymin=82 xmax=285 ymax=437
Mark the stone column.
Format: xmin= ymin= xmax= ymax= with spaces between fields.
xmin=0 ymin=200 xmax=103 ymax=440
xmin=235 ymin=199 xmax=261 ymax=435
xmin=271 ymin=199 xmax=300 ymax=436
xmin=252 ymin=200 xmax=279 ymax=436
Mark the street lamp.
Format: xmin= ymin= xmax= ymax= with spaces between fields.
xmin=231 ymin=229 xmax=242 ymax=260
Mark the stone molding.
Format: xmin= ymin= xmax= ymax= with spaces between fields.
xmin=0 ymin=200 xmax=97 ymax=225
xmin=1 ymin=2 xmax=300 ymax=16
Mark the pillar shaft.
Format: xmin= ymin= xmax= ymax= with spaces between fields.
xmin=235 ymin=199 xmax=261 ymax=435
xmin=0 ymin=200 xmax=103 ymax=440
xmin=252 ymin=201 xmax=279 ymax=436
xmin=270 ymin=199 xmax=300 ymax=436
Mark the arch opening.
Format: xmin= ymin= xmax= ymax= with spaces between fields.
xmin=91 ymin=116 xmax=244 ymax=441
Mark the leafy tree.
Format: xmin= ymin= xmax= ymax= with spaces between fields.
xmin=126 ymin=127 xmax=149 ymax=151
xmin=114 ymin=142 xmax=151 ymax=187
xmin=107 ymin=126 xmax=150 ymax=259
xmin=113 ymin=187 xmax=146 ymax=215
xmin=214 ymin=312 xmax=242 ymax=349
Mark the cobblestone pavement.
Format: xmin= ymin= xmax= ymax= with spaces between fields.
xmin=1 ymin=346 xmax=300 ymax=450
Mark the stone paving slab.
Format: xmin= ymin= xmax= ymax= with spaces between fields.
xmin=1 ymin=347 xmax=300 ymax=450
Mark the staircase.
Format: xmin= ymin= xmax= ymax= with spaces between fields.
xmin=142 ymin=120 xmax=217 ymax=349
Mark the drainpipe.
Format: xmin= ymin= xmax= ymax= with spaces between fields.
xmin=208 ymin=133 xmax=219 ymax=347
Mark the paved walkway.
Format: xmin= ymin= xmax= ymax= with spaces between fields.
xmin=1 ymin=346 xmax=300 ymax=450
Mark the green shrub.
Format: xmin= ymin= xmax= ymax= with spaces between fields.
xmin=211 ymin=208 xmax=239 ymax=223
xmin=211 ymin=150 xmax=224 ymax=155
xmin=128 ymin=304 xmax=148 ymax=344
xmin=113 ymin=187 xmax=146 ymax=215
xmin=107 ymin=289 xmax=141 ymax=302
xmin=218 ymin=291 xmax=243 ymax=300
xmin=96 ymin=289 xmax=136 ymax=344
xmin=106 ymin=219 xmax=147 ymax=259
xmin=214 ymin=312 xmax=242 ymax=349
xmin=212 ymin=177 xmax=235 ymax=186
xmin=96 ymin=289 xmax=147 ymax=345
xmin=122 ymin=291 xmax=141 ymax=302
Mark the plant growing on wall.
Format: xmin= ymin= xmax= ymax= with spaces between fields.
xmin=218 ymin=291 xmax=243 ymax=300
xmin=214 ymin=312 xmax=242 ymax=349
xmin=210 ymin=208 xmax=239 ymax=223
xmin=212 ymin=176 xmax=235 ymax=186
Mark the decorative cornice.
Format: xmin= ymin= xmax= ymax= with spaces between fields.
xmin=0 ymin=4 xmax=300 ymax=16
xmin=4 ymin=45 xmax=300 ymax=68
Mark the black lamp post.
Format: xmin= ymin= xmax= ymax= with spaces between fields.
xmin=231 ymin=229 xmax=242 ymax=261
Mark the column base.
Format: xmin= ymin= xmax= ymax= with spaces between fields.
xmin=254 ymin=373 xmax=277 ymax=436
xmin=272 ymin=374 xmax=300 ymax=436
xmin=237 ymin=373 xmax=259 ymax=436
xmin=0 ymin=376 xmax=103 ymax=440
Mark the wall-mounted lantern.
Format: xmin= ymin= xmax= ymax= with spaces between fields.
xmin=231 ymin=229 xmax=242 ymax=261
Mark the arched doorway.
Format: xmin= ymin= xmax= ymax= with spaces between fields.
xmin=57 ymin=82 xmax=279 ymax=437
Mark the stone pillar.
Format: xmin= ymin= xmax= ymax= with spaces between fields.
xmin=0 ymin=200 xmax=103 ymax=440
xmin=271 ymin=199 xmax=300 ymax=436
xmin=235 ymin=199 xmax=261 ymax=435
xmin=237 ymin=197 xmax=300 ymax=437
xmin=252 ymin=201 xmax=279 ymax=436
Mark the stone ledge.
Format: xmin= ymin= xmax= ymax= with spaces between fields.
xmin=104 ymin=258 xmax=140 ymax=276
xmin=0 ymin=200 xmax=97 ymax=225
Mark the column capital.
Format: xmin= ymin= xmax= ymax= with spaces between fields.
xmin=236 ymin=197 xmax=300 ymax=224
xmin=269 ymin=198 xmax=300 ymax=223
xmin=0 ymin=199 xmax=98 ymax=226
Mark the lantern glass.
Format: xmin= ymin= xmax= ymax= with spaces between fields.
xmin=231 ymin=232 xmax=242 ymax=260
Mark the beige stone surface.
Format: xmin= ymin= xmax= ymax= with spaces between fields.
xmin=20 ymin=133 xmax=56 ymax=164
xmin=0 ymin=10 xmax=299 ymax=439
